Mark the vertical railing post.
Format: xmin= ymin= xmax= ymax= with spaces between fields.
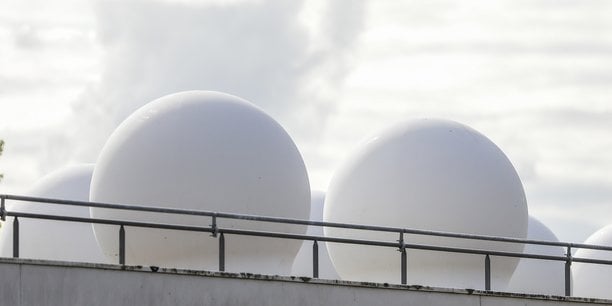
xmin=13 ymin=216 xmax=19 ymax=258
xmin=219 ymin=233 xmax=225 ymax=272
xmin=399 ymin=231 xmax=407 ymax=285
xmin=0 ymin=196 xmax=6 ymax=221
xmin=484 ymin=254 xmax=491 ymax=291
xmin=210 ymin=214 xmax=217 ymax=238
xmin=313 ymin=240 xmax=319 ymax=278
xmin=119 ymin=225 xmax=125 ymax=265
xmin=565 ymin=246 xmax=572 ymax=296
xmin=401 ymin=248 xmax=407 ymax=285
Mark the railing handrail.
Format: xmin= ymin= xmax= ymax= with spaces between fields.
xmin=1 ymin=193 xmax=610 ymax=297
xmin=2 ymin=193 xmax=610 ymax=252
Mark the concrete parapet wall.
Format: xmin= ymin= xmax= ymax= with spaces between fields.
xmin=0 ymin=258 xmax=609 ymax=306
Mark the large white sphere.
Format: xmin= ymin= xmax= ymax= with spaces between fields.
xmin=324 ymin=119 xmax=528 ymax=289
xmin=573 ymin=225 xmax=612 ymax=299
xmin=291 ymin=191 xmax=339 ymax=279
xmin=507 ymin=216 xmax=567 ymax=295
xmin=0 ymin=165 xmax=105 ymax=263
xmin=90 ymin=91 xmax=310 ymax=274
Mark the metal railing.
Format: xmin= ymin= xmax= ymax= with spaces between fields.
xmin=2 ymin=193 xmax=612 ymax=296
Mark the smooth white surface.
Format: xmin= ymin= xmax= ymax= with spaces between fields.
xmin=572 ymin=225 xmax=612 ymax=300
xmin=0 ymin=164 xmax=105 ymax=262
xmin=90 ymin=91 xmax=310 ymax=274
xmin=324 ymin=119 xmax=528 ymax=289
xmin=506 ymin=216 xmax=567 ymax=295
xmin=291 ymin=191 xmax=339 ymax=279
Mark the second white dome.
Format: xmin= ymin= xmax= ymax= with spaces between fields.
xmin=324 ymin=119 xmax=528 ymax=289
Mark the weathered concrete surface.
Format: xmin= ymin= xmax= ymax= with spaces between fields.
xmin=0 ymin=260 xmax=20 ymax=305
xmin=0 ymin=258 xmax=610 ymax=306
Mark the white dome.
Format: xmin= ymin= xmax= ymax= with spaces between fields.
xmin=324 ymin=119 xmax=528 ymax=289
xmin=90 ymin=91 xmax=310 ymax=274
xmin=0 ymin=164 xmax=105 ymax=263
xmin=573 ymin=225 xmax=612 ymax=299
xmin=291 ymin=191 xmax=339 ymax=279
xmin=507 ymin=216 xmax=567 ymax=295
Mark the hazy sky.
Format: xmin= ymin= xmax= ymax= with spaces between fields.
xmin=1 ymin=0 xmax=612 ymax=243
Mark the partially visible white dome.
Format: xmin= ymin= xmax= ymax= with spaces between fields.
xmin=0 ymin=164 xmax=105 ymax=263
xmin=507 ymin=216 xmax=567 ymax=295
xmin=573 ymin=225 xmax=612 ymax=299
xmin=291 ymin=191 xmax=339 ymax=279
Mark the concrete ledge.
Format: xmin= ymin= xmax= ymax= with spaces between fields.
xmin=1 ymin=257 xmax=610 ymax=306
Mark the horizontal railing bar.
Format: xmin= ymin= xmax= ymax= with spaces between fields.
xmin=3 ymin=194 xmax=612 ymax=253
xmin=402 ymin=242 xmax=566 ymax=261
xmin=571 ymin=257 xmax=612 ymax=265
xmin=217 ymin=228 xmax=580 ymax=262
xmin=6 ymin=212 xmax=213 ymax=233
xmin=219 ymin=228 xmax=400 ymax=248
xmin=3 ymin=194 xmax=216 ymax=216
xmin=9 ymin=210 xmax=612 ymax=265
xmin=4 ymin=211 xmax=398 ymax=248
xmin=1 ymin=195 xmax=403 ymax=233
